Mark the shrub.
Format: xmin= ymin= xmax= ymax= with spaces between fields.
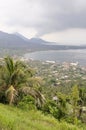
xmin=17 ymin=95 xmax=36 ymax=110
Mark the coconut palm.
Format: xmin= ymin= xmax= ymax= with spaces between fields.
xmin=0 ymin=56 xmax=45 ymax=106
xmin=19 ymin=87 xmax=45 ymax=108
xmin=0 ymin=56 xmax=32 ymax=104
xmin=25 ymin=77 xmax=45 ymax=108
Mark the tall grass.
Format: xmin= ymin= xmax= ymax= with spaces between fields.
xmin=0 ymin=103 xmax=85 ymax=130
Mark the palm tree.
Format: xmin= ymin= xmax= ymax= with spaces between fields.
xmin=19 ymin=87 xmax=45 ymax=108
xmin=0 ymin=56 xmax=45 ymax=106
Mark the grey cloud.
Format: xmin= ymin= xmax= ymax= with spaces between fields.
xmin=35 ymin=0 xmax=86 ymax=36
xmin=0 ymin=0 xmax=86 ymax=36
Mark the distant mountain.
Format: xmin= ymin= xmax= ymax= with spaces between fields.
xmin=14 ymin=32 xmax=29 ymax=42
xmin=0 ymin=31 xmax=29 ymax=48
xmin=0 ymin=31 xmax=86 ymax=51
xmin=30 ymin=38 xmax=48 ymax=44
xmin=15 ymin=33 xmax=49 ymax=45
xmin=0 ymin=31 xmax=50 ymax=50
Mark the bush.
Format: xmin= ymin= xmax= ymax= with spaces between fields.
xmin=17 ymin=95 xmax=36 ymax=110
xmin=42 ymin=100 xmax=61 ymax=119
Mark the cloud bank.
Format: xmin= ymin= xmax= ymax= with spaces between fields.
xmin=0 ymin=0 xmax=86 ymax=44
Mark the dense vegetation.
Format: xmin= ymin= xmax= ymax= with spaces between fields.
xmin=0 ymin=57 xmax=86 ymax=130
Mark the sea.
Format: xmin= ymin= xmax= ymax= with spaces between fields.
xmin=24 ymin=49 xmax=86 ymax=66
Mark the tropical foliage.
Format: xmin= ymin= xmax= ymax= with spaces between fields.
xmin=0 ymin=57 xmax=45 ymax=107
xmin=0 ymin=57 xmax=85 ymax=129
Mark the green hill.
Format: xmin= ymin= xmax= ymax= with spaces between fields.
xmin=0 ymin=103 xmax=85 ymax=130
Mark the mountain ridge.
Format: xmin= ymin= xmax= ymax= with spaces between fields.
xmin=0 ymin=31 xmax=86 ymax=51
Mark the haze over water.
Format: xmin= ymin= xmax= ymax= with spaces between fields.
xmin=24 ymin=49 xmax=86 ymax=66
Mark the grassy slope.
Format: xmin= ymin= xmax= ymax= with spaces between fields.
xmin=0 ymin=103 xmax=85 ymax=130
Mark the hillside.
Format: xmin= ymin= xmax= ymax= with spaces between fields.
xmin=0 ymin=31 xmax=86 ymax=51
xmin=0 ymin=104 xmax=85 ymax=130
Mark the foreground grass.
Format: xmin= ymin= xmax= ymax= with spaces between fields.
xmin=0 ymin=103 xmax=85 ymax=130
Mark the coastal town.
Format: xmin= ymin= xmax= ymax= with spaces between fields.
xmin=19 ymin=57 xmax=86 ymax=90
xmin=1 ymin=56 xmax=86 ymax=89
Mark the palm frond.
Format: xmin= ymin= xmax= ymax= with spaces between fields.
xmin=19 ymin=87 xmax=45 ymax=108
xmin=5 ymin=85 xmax=18 ymax=105
xmin=4 ymin=56 xmax=14 ymax=75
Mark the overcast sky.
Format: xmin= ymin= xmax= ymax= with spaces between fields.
xmin=0 ymin=0 xmax=86 ymax=45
